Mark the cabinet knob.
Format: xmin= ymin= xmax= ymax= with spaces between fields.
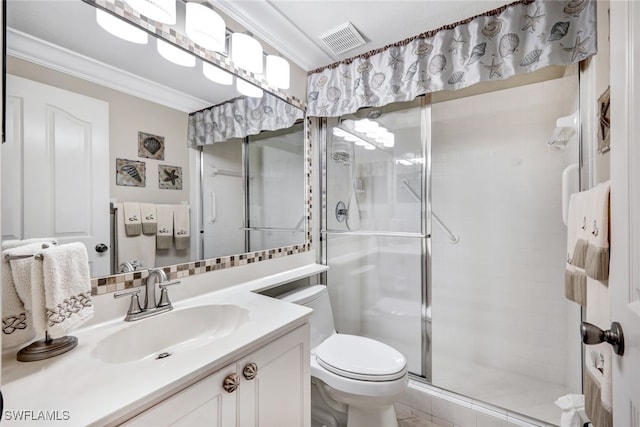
xmin=243 ymin=362 xmax=258 ymax=380
xmin=222 ymin=373 xmax=240 ymax=393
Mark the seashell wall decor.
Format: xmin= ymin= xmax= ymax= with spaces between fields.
xmin=116 ymin=159 xmax=146 ymax=187
xmin=306 ymin=0 xmax=597 ymax=118
xmin=138 ymin=131 xmax=165 ymax=160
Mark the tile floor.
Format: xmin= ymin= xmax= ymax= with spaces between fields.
xmin=396 ymin=403 xmax=445 ymax=427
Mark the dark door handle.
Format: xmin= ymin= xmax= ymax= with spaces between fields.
xmin=95 ymin=243 xmax=109 ymax=253
xmin=581 ymin=321 xmax=624 ymax=356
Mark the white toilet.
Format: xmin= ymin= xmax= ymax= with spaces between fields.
xmin=281 ymin=285 xmax=408 ymax=427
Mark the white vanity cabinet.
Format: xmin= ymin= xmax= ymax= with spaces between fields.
xmin=122 ymin=323 xmax=310 ymax=427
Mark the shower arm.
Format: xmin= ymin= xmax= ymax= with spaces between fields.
xmin=401 ymin=180 xmax=460 ymax=244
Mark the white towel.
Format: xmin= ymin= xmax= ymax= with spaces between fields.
xmin=140 ymin=203 xmax=158 ymax=235
xmin=173 ymin=204 xmax=191 ymax=251
xmin=33 ymin=242 xmax=94 ymax=336
xmin=123 ymin=202 xmax=142 ymax=236
xmin=585 ymin=181 xmax=610 ymax=281
xmin=2 ymin=239 xmax=55 ymax=348
xmin=2 ymin=238 xmax=58 ymax=251
xmin=565 ymin=192 xmax=588 ymax=306
xmin=115 ymin=203 xmax=155 ymax=272
xmin=584 ymin=278 xmax=612 ymax=427
xmin=1 ymin=253 xmax=36 ymax=349
xmin=156 ymin=205 xmax=174 ymax=249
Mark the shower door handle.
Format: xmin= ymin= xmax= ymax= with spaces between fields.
xmin=581 ymin=321 xmax=625 ymax=356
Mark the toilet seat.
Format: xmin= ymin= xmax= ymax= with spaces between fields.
xmin=315 ymin=334 xmax=407 ymax=382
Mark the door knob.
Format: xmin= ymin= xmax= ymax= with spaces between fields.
xmin=581 ymin=321 xmax=625 ymax=356
xmin=95 ymin=243 xmax=109 ymax=253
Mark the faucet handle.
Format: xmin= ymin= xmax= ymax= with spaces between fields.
xmin=158 ymin=281 xmax=180 ymax=308
xmin=114 ymin=288 xmax=143 ymax=317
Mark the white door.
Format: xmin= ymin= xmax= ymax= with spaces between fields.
xmin=3 ymin=75 xmax=110 ymax=277
xmin=610 ymin=1 xmax=640 ymax=425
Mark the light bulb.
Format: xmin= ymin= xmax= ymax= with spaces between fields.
xmin=96 ymin=9 xmax=148 ymax=44
xmin=203 ymin=62 xmax=233 ymax=85
xmin=124 ymin=0 xmax=176 ymax=24
xmin=231 ymin=33 xmax=263 ymax=74
xmin=157 ymin=39 xmax=196 ymax=67
xmin=186 ymin=3 xmax=226 ymax=53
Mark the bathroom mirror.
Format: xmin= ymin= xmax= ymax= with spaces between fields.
xmin=2 ymin=0 xmax=308 ymax=280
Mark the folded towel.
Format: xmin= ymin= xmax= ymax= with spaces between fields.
xmin=173 ymin=204 xmax=191 ymax=251
xmin=115 ymin=203 xmax=156 ymax=272
xmin=123 ymin=202 xmax=142 ymax=236
xmin=156 ymin=205 xmax=174 ymax=249
xmin=140 ymin=203 xmax=158 ymax=235
xmin=2 ymin=238 xmax=58 ymax=251
xmin=33 ymin=242 xmax=94 ymax=336
xmin=585 ymin=181 xmax=610 ymax=281
xmin=1 ymin=253 xmax=36 ymax=349
xmin=565 ymin=192 xmax=588 ymax=306
xmin=2 ymin=239 xmax=53 ymax=347
xmin=584 ymin=278 xmax=612 ymax=427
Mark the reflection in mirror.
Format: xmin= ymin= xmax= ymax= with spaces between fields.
xmin=3 ymin=0 xmax=307 ymax=282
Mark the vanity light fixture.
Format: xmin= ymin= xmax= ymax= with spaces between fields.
xmin=266 ymin=55 xmax=290 ymax=89
xmin=157 ymin=39 xmax=196 ymax=67
xmin=203 ymin=62 xmax=233 ymax=85
xmin=231 ymin=33 xmax=263 ymax=74
xmin=185 ymin=3 xmax=226 ymax=52
xmin=96 ymin=9 xmax=149 ymax=44
xmin=124 ymin=0 xmax=176 ymax=24
xmin=237 ymin=79 xmax=264 ymax=98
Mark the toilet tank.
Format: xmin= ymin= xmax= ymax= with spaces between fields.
xmin=280 ymin=285 xmax=336 ymax=348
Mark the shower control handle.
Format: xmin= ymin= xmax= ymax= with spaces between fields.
xmin=581 ymin=321 xmax=625 ymax=356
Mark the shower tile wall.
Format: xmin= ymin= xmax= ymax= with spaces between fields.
xmin=430 ymin=76 xmax=581 ymax=423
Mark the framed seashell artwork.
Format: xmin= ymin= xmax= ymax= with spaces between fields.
xmin=158 ymin=165 xmax=183 ymax=190
xmin=116 ymin=158 xmax=146 ymax=187
xmin=138 ymin=131 xmax=165 ymax=160
xmin=597 ymin=86 xmax=610 ymax=154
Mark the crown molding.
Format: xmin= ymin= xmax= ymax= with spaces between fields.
xmin=7 ymin=28 xmax=211 ymax=113
xmin=211 ymin=0 xmax=335 ymax=71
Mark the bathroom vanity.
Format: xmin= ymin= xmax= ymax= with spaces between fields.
xmin=0 ymin=264 xmax=324 ymax=426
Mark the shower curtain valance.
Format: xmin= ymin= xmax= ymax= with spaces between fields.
xmin=306 ymin=0 xmax=597 ymax=118
xmin=188 ymin=92 xmax=304 ymax=146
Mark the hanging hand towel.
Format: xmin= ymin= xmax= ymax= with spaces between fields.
xmin=34 ymin=242 xmax=94 ymax=336
xmin=584 ymin=278 xmax=613 ymax=427
xmin=565 ymin=192 xmax=588 ymax=306
xmin=173 ymin=204 xmax=191 ymax=251
xmin=156 ymin=204 xmax=174 ymax=249
xmin=2 ymin=237 xmax=58 ymax=251
xmin=123 ymin=202 xmax=142 ymax=236
xmin=585 ymin=181 xmax=610 ymax=281
xmin=6 ymin=242 xmax=54 ymax=337
xmin=140 ymin=203 xmax=158 ymax=235
xmin=1 ymin=253 xmax=36 ymax=349
xmin=114 ymin=203 xmax=156 ymax=272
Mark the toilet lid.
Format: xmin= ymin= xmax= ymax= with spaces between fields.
xmin=314 ymin=334 xmax=407 ymax=381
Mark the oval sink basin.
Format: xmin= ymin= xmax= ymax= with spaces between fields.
xmin=92 ymin=304 xmax=250 ymax=363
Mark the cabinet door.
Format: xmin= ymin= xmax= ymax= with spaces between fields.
xmin=237 ymin=324 xmax=310 ymax=427
xmin=122 ymin=363 xmax=238 ymax=426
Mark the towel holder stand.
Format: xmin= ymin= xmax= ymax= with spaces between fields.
xmin=17 ymin=331 xmax=78 ymax=362
xmin=4 ymin=242 xmax=79 ymax=362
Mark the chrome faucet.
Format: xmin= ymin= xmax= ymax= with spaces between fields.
xmin=113 ymin=268 xmax=180 ymax=321
xmin=144 ymin=267 xmax=167 ymax=310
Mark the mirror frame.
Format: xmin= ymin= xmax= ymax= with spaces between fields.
xmin=5 ymin=0 xmax=311 ymax=294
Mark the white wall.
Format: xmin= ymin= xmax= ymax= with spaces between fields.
xmin=430 ymin=75 xmax=581 ymax=408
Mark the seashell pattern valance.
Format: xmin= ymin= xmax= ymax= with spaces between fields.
xmin=306 ymin=0 xmax=597 ymax=117
xmin=188 ymin=92 xmax=304 ymax=146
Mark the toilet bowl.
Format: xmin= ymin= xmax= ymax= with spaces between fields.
xmin=281 ymin=285 xmax=408 ymax=427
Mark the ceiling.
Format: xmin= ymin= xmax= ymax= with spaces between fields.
xmin=213 ymin=0 xmax=513 ymax=71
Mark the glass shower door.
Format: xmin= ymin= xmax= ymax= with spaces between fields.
xmin=323 ymin=98 xmax=428 ymax=377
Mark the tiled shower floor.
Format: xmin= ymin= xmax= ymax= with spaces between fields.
xmin=433 ymin=357 xmax=573 ymax=426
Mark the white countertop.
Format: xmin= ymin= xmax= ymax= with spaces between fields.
xmin=1 ymin=264 xmax=327 ymax=426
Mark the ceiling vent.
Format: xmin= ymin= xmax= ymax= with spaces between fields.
xmin=319 ymin=22 xmax=366 ymax=55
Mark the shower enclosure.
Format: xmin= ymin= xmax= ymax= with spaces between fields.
xmin=200 ymin=121 xmax=306 ymax=259
xmin=321 ymin=75 xmax=581 ymax=425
